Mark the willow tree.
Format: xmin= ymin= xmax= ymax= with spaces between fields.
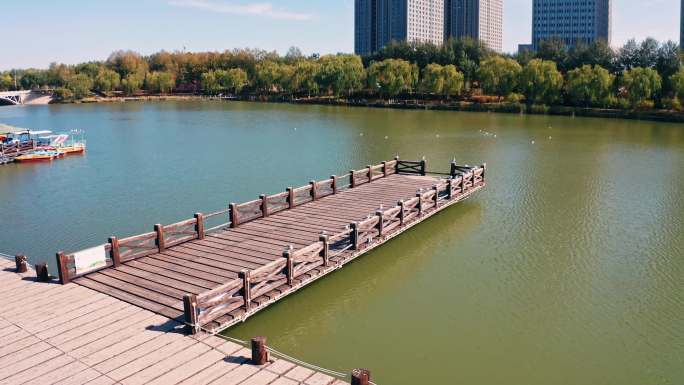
xmin=478 ymin=57 xmax=521 ymax=96
xmin=519 ymin=59 xmax=564 ymax=104
xmin=565 ymin=65 xmax=614 ymax=107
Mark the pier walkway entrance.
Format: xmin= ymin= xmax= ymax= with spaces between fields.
xmin=55 ymin=158 xmax=486 ymax=334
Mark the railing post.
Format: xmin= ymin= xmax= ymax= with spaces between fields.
xmin=394 ymin=155 xmax=400 ymax=174
xmin=15 ymin=254 xmax=27 ymax=273
xmin=183 ymin=294 xmax=200 ymax=335
xmin=251 ymin=336 xmax=268 ymax=365
xmin=375 ymin=210 xmax=384 ymax=237
xmin=450 ymin=159 xmax=458 ymax=177
xmin=287 ymin=187 xmax=295 ymax=208
xmin=416 ymin=191 xmax=423 ymax=215
xmin=310 ymin=181 xmax=317 ymax=201
xmin=35 ymin=262 xmax=49 ymax=282
xmin=481 ymin=162 xmax=487 ymax=184
xmin=331 ymin=175 xmax=337 ymax=194
xmin=366 ymin=165 xmax=372 ymax=183
xmin=398 ymin=200 xmax=405 ymax=225
xmin=319 ymin=233 xmax=329 ymax=267
xmin=349 ymin=170 xmax=356 ymax=188
xmin=460 ymin=173 xmax=466 ymax=193
xmin=108 ymin=236 xmax=121 ymax=267
xmin=382 ymin=161 xmax=388 ymax=177
xmin=154 ymin=224 xmax=165 ymax=252
xmin=194 ymin=213 xmax=205 ymax=239
xmin=433 ymin=185 xmax=439 ymax=208
xmin=284 ymin=246 xmax=294 ymax=286
xmin=230 ymin=203 xmax=239 ymax=227
xmin=420 ymin=157 xmax=427 ymax=176
xmin=350 ymin=222 xmax=359 ymax=250
xmin=351 ymin=369 xmax=370 ymax=385
xmin=447 ymin=178 xmax=454 ymax=200
xmin=239 ymin=269 xmax=251 ymax=310
xmin=56 ymin=252 xmax=70 ymax=285
xmin=260 ymin=195 xmax=268 ymax=218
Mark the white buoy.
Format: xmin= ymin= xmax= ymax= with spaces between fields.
xmin=531 ymin=140 xmax=535 ymax=144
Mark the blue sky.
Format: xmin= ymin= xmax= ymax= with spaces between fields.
xmin=1 ymin=0 xmax=681 ymax=70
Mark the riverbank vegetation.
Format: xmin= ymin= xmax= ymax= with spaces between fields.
xmin=1 ymin=38 xmax=683 ymax=115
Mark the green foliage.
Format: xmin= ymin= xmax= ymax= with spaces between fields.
xmin=317 ymin=55 xmax=364 ymax=96
xmin=420 ymin=64 xmax=446 ymax=94
xmin=565 ymin=65 xmax=615 ymax=107
xmin=621 ymin=67 xmax=662 ymax=107
xmin=94 ymin=69 xmax=121 ymax=93
xmin=47 ymin=63 xmax=72 ymax=87
xmin=53 ymin=87 xmax=74 ymax=101
xmin=0 ymin=73 xmax=13 ymax=91
xmin=478 ymin=57 xmax=521 ymax=96
xmin=222 ymin=68 xmax=249 ymax=93
xmin=505 ymin=93 xmax=524 ymax=103
xmin=367 ymin=59 xmax=417 ymax=97
xmin=121 ymin=74 xmax=143 ymax=95
xmin=442 ymin=65 xmax=464 ymax=97
xmin=670 ymin=69 xmax=684 ymax=100
xmin=146 ymin=71 xmax=176 ymax=94
xmin=67 ymin=74 xmax=93 ymax=99
xmin=288 ymin=61 xmax=320 ymax=95
xmin=520 ymin=59 xmax=564 ymax=104
xmin=201 ymin=71 xmax=220 ymax=94
xmin=255 ymin=61 xmax=282 ymax=92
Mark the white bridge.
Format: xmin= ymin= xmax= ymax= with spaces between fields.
xmin=0 ymin=90 xmax=53 ymax=105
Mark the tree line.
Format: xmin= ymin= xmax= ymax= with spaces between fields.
xmin=1 ymin=38 xmax=683 ymax=110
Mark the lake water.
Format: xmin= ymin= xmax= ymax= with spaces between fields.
xmin=0 ymin=101 xmax=682 ymax=384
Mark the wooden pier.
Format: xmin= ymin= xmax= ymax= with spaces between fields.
xmin=54 ymin=158 xmax=486 ymax=334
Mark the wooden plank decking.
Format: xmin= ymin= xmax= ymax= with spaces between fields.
xmin=0 ymin=257 xmax=347 ymax=385
xmin=55 ymin=159 xmax=486 ymax=333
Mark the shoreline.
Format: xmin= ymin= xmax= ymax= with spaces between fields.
xmin=61 ymin=94 xmax=684 ymax=124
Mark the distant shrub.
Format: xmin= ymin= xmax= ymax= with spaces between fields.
xmin=505 ymin=93 xmax=524 ymax=103
xmin=529 ymin=104 xmax=550 ymax=114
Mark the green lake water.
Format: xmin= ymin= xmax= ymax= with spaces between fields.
xmin=0 ymin=101 xmax=682 ymax=384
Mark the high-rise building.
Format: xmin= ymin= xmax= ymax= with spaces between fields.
xmin=444 ymin=0 xmax=503 ymax=52
xmin=532 ymin=0 xmax=611 ymax=49
xmin=355 ymin=0 xmax=445 ymax=56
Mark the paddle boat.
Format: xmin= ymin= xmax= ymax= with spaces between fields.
xmin=15 ymin=150 xmax=59 ymax=163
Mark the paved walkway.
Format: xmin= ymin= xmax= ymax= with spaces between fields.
xmin=0 ymin=257 xmax=346 ymax=385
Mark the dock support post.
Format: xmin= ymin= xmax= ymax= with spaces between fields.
xmin=319 ymin=233 xmax=329 ymax=267
xmin=109 ymin=236 xmax=121 ymax=267
xmin=351 ymin=369 xmax=370 ymax=385
xmin=154 ymin=224 xmax=165 ymax=252
xmin=331 ymin=175 xmax=337 ymax=194
xmin=260 ymin=195 xmax=268 ymax=218
xmin=284 ymin=246 xmax=294 ymax=286
xmin=251 ymin=336 xmax=268 ymax=365
xmin=239 ymin=270 xmax=251 ymax=310
xmin=35 ymin=262 xmax=49 ymax=282
xmin=287 ymin=187 xmax=295 ymax=208
xmin=310 ymin=181 xmax=317 ymax=201
xmin=382 ymin=161 xmax=388 ymax=177
xmin=230 ymin=203 xmax=239 ymax=227
xmin=350 ymin=222 xmax=359 ymax=250
xmin=56 ymin=252 xmax=70 ymax=284
xmin=349 ymin=170 xmax=356 ymax=188
xmin=15 ymin=254 xmax=27 ymax=273
xmin=420 ymin=157 xmax=427 ymax=176
xmin=194 ymin=213 xmax=205 ymax=239
xmin=366 ymin=165 xmax=372 ymax=183
xmin=183 ymin=294 xmax=199 ymax=335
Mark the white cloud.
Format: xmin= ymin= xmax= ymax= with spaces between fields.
xmin=169 ymin=0 xmax=313 ymax=21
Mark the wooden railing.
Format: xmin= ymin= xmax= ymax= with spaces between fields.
xmin=55 ymin=157 xmax=405 ymax=284
xmin=183 ymin=162 xmax=487 ymax=333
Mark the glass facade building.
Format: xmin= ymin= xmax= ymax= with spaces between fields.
xmin=532 ymin=0 xmax=611 ymax=49
xmin=445 ymin=0 xmax=503 ymax=51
